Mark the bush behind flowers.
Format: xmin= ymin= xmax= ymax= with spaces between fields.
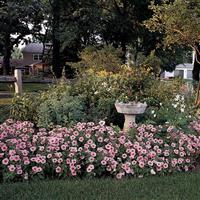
xmin=0 ymin=119 xmax=200 ymax=182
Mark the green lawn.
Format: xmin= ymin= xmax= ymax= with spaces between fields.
xmin=0 ymin=173 xmax=200 ymax=200
xmin=0 ymin=83 xmax=50 ymax=93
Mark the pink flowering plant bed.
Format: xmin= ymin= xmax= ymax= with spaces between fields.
xmin=0 ymin=119 xmax=200 ymax=182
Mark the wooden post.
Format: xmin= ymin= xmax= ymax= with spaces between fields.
xmin=14 ymin=69 xmax=22 ymax=95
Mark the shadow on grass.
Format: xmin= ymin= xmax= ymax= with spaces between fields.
xmin=0 ymin=172 xmax=200 ymax=200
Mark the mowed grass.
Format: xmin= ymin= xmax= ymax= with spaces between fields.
xmin=0 ymin=83 xmax=50 ymax=93
xmin=0 ymin=173 xmax=200 ymax=200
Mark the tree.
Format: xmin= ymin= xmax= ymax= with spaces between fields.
xmin=145 ymin=0 xmax=200 ymax=81
xmin=0 ymin=0 xmax=45 ymax=75
xmin=98 ymin=0 xmax=158 ymax=63
xmin=11 ymin=47 xmax=23 ymax=59
xmin=71 ymin=45 xmax=123 ymax=73
xmin=49 ymin=0 xmax=62 ymax=78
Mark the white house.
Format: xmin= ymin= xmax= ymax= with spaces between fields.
xmin=163 ymin=51 xmax=195 ymax=80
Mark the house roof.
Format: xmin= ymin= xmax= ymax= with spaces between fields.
xmin=22 ymin=43 xmax=44 ymax=54
xmin=176 ymin=63 xmax=193 ymax=70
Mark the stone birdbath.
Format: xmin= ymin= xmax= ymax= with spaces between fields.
xmin=115 ymin=101 xmax=147 ymax=133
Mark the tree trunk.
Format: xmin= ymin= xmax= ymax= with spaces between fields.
xmin=193 ymin=45 xmax=200 ymax=106
xmin=121 ymin=41 xmax=127 ymax=64
xmin=52 ymin=0 xmax=62 ymax=78
xmin=192 ymin=45 xmax=200 ymax=81
xmin=2 ymin=34 xmax=11 ymax=75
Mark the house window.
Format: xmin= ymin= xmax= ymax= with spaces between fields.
xmin=174 ymin=70 xmax=184 ymax=78
xmin=33 ymin=54 xmax=42 ymax=61
xmin=187 ymin=70 xmax=193 ymax=79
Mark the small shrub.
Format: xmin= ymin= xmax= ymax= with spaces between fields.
xmin=141 ymin=94 xmax=195 ymax=130
xmin=10 ymin=83 xmax=71 ymax=127
xmin=36 ymin=91 xmax=86 ymax=129
xmin=10 ymin=94 xmax=40 ymax=122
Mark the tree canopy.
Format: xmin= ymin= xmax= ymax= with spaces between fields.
xmin=0 ymin=0 xmax=194 ymax=77
xmin=145 ymin=0 xmax=200 ymax=80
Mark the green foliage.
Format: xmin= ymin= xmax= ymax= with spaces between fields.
xmin=145 ymin=0 xmax=200 ymax=47
xmin=10 ymin=82 xmax=87 ymax=129
xmin=0 ymin=105 xmax=10 ymax=123
xmin=141 ymin=93 xmax=195 ymax=131
xmin=72 ymin=45 xmax=123 ymax=73
xmin=11 ymin=47 xmax=23 ymax=59
xmin=143 ymin=50 xmax=162 ymax=76
xmin=70 ymin=71 xmax=122 ymax=125
xmin=10 ymin=94 xmax=40 ymax=122
xmin=36 ymin=91 xmax=86 ymax=129
xmin=144 ymin=78 xmax=184 ymax=106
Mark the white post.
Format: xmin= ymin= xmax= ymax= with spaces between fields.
xmin=183 ymin=69 xmax=188 ymax=79
xmin=14 ymin=69 xmax=22 ymax=95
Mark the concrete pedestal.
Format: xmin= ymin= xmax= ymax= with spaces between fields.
xmin=124 ymin=114 xmax=136 ymax=133
xmin=115 ymin=101 xmax=147 ymax=133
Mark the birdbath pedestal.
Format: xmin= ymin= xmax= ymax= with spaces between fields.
xmin=115 ymin=101 xmax=147 ymax=133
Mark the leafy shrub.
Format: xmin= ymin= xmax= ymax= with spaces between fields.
xmin=0 ymin=120 xmax=200 ymax=182
xmin=0 ymin=105 xmax=10 ymax=123
xmin=70 ymin=66 xmax=154 ymax=126
xmin=140 ymin=94 xmax=195 ymax=131
xmin=70 ymin=71 xmax=122 ymax=124
xmin=10 ymin=94 xmax=40 ymax=122
xmin=71 ymin=45 xmax=123 ymax=73
xmin=9 ymin=67 xmax=192 ymax=129
xmin=144 ymin=78 xmax=185 ymax=106
xmin=10 ymin=83 xmax=70 ymax=126
xmin=36 ymin=91 xmax=86 ymax=129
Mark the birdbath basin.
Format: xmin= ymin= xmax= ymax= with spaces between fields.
xmin=115 ymin=101 xmax=147 ymax=133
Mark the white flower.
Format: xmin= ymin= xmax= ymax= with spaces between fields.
xmin=151 ymin=110 xmax=155 ymax=114
xmin=175 ymin=95 xmax=180 ymax=101
xmin=107 ymin=87 xmax=111 ymax=92
xmin=153 ymin=114 xmax=157 ymax=118
xmin=181 ymin=104 xmax=185 ymax=109
xmin=180 ymin=108 xmax=184 ymax=113
xmin=94 ymin=91 xmax=99 ymax=95
xmin=172 ymin=103 xmax=177 ymax=108
xmin=150 ymin=169 xmax=156 ymax=175
xmin=102 ymin=82 xmax=107 ymax=87
xmin=24 ymin=173 xmax=29 ymax=180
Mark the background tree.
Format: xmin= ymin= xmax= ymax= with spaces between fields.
xmin=11 ymin=47 xmax=23 ymax=59
xmin=0 ymin=0 xmax=45 ymax=75
xmin=145 ymin=0 xmax=200 ymax=81
xmin=98 ymin=0 xmax=160 ymax=63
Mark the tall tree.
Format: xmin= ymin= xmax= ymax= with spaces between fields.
xmin=98 ymin=0 xmax=157 ymax=63
xmin=50 ymin=0 xmax=62 ymax=78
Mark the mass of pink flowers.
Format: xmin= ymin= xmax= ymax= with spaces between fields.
xmin=0 ymin=119 xmax=200 ymax=182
